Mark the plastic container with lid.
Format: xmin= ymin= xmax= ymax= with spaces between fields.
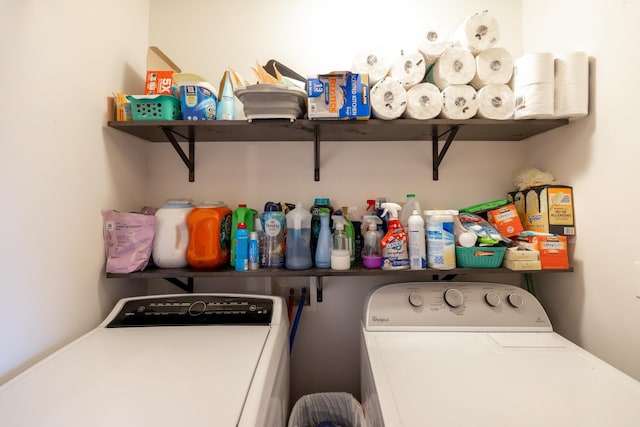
xmin=153 ymin=198 xmax=195 ymax=268
xmin=331 ymin=216 xmax=350 ymax=270
xmin=230 ymin=204 xmax=257 ymax=267
xmin=424 ymin=209 xmax=458 ymax=270
xmin=186 ymin=201 xmax=232 ymax=269
xmin=285 ymin=202 xmax=313 ymax=270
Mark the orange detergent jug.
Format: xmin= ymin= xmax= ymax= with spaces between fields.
xmin=187 ymin=202 xmax=232 ymax=268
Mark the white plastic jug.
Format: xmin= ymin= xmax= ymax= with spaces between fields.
xmin=153 ymin=198 xmax=195 ymax=268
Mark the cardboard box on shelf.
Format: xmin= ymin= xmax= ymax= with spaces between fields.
xmin=145 ymin=46 xmax=181 ymax=96
xmin=502 ymin=259 xmax=542 ymax=271
xmin=507 ymin=185 xmax=575 ymax=236
xmin=307 ymin=72 xmax=370 ymax=120
xmin=515 ymin=234 xmax=569 ymax=270
xmin=487 ymin=203 xmax=524 ymax=237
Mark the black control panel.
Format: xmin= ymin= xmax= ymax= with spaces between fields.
xmin=106 ymin=295 xmax=273 ymax=328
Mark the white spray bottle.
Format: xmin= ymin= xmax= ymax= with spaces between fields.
xmin=362 ymin=214 xmax=383 ymax=269
xmin=380 ymin=202 xmax=409 ymax=270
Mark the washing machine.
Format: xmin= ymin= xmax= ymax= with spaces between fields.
xmin=0 ymin=293 xmax=289 ymax=427
xmin=361 ymin=282 xmax=640 ymax=427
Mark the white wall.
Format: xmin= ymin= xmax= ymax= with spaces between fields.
xmin=521 ymin=0 xmax=640 ymax=380
xmin=148 ymin=0 xmax=527 ymax=403
xmin=0 ymin=0 xmax=150 ymax=384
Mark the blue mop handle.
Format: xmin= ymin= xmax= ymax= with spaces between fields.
xmin=289 ymin=287 xmax=306 ymax=353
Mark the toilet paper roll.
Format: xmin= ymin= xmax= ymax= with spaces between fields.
xmin=418 ymin=23 xmax=452 ymax=65
xmin=513 ymin=52 xmax=555 ymax=88
xmin=453 ymin=11 xmax=500 ymax=55
xmin=426 ymin=47 xmax=476 ymax=90
xmin=439 ymin=85 xmax=479 ymax=120
xmin=476 ymin=84 xmax=515 ymax=120
xmin=471 ymin=47 xmax=514 ymax=89
xmin=370 ymin=76 xmax=407 ymax=120
xmin=403 ymin=82 xmax=443 ymax=120
xmin=554 ymin=51 xmax=589 ymax=119
xmin=352 ymin=48 xmax=392 ymax=86
xmin=390 ymin=50 xmax=427 ymax=89
xmin=514 ymin=82 xmax=554 ymax=119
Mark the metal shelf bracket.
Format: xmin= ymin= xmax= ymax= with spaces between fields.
xmin=163 ymin=277 xmax=194 ymax=293
xmin=314 ymin=125 xmax=320 ymax=181
xmin=162 ymin=127 xmax=195 ymax=182
xmin=432 ymin=125 xmax=460 ymax=180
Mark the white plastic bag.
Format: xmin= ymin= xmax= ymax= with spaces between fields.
xmin=288 ymin=392 xmax=366 ymax=427
xmin=102 ymin=209 xmax=156 ymax=273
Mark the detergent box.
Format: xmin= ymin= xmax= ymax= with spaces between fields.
xmin=307 ymin=72 xmax=370 ymax=120
xmin=145 ymin=46 xmax=181 ymax=96
xmin=507 ymin=185 xmax=575 ymax=236
xmin=487 ymin=203 xmax=524 ymax=237
xmin=179 ymin=84 xmax=217 ymax=121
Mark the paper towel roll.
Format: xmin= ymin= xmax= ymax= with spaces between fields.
xmin=476 ymin=84 xmax=515 ymax=120
xmin=453 ymin=11 xmax=500 ymax=55
xmin=439 ymin=85 xmax=479 ymax=120
xmin=514 ymin=83 xmax=554 ymax=119
xmin=390 ymin=50 xmax=427 ymax=89
xmin=513 ymin=52 xmax=555 ymax=88
xmin=426 ymin=47 xmax=476 ymax=90
xmin=418 ymin=23 xmax=452 ymax=65
xmin=554 ymin=51 xmax=589 ymax=119
xmin=352 ymin=48 xmax=392 ymax=86
xmin=370 ymin=76 xmax=407 ymax=120
xmin=471 ymin=47 xmax=514 ymax=89
xmin=403 ymin=82 xmax=443 ymax=120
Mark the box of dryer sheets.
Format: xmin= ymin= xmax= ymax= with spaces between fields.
xmin=507 ymin=185 xmax=575 ymax=236
xmin=307 ymin=72 xmax=370 ymax=119
xmin=144 ymin=46 xmax=181 ymax=96
xmin=515 ymin=234 xmax=569 ymax=270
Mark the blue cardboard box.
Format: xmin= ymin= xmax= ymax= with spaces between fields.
xmin=307 ymin=72 xmax=370 ymax=120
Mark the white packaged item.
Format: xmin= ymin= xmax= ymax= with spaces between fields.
xmin=153 ymin=199 xmax=194 ymax=268
xmin=471 ymin=47 xmax=514 ymax=88
xmin=408 ymin=210 xmax=426 ymax=270
xmin=426 ymin=47 xmax=476 ymax=90
xmin=554 ymin=51 xmax=589 ymax=119
xmin=390 ymin=49 xmax=428 ymax=89
xmin=352 ymin=48 xmax=391 ymax=86
xmin=403 ymin=82 xmax=443 ymax=120
xmin=476 ymin=84 xmax=515 ymax=120
xmin=425 ymin=210 xmax=458 ymax=270
xmin=370 ymin=77 xmax=407 ymax=120
xmin=513 ymin=52 xmax=555 ymax=119
xmin=418 ymin=22 xmax=451 ymax=65
xmin=440 ymin=85 xmax=479 ymax=119
xmin=453 ymin=10 xmax=500 ymax=55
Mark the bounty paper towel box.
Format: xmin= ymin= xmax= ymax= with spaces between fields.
xmin=507 ymin=185 xmax=575 ymax=236
xmin=307 ymin=72 xmax=370 ymax=119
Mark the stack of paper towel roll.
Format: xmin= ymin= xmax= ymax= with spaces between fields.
xmin=471 ymin=47 xmax=516 ymax=120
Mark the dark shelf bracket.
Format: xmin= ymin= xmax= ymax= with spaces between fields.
xmin=316 ymin=276 xmax=323 ymax=303
xmin=432 ymin=125 xmax=460 ymax=180
xmin=314 ymin=125 xmax=320 ymax=181
xmin=163 ymin=277 xmax=194 ymax=293
xmin=162 ymin=127 xmax=195 ymax=182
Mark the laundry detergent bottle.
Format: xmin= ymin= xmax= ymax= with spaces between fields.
xmin=380 ymin=202 xmax=409 ymax=270
xmin=186 ymin=201 xmax=233 ymax=269
xmin=285 ymin=202 xmax=313 ymax=270
xmin=153 ymin=198 xmax=194 ymax=268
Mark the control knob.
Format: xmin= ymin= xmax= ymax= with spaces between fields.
xmin=485 ymin=292 xmax=501 ymax=307
xmin=507 ymin=293 xmax=524 ymax=308
xmin=444 ymin=288 xmax=464 ymax=308
xmin=408 ymin=292 xmax=423 ymax=307
xmin=188 ymin=300 xmax=207 ymax=316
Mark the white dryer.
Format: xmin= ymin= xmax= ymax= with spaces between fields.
xmin=0 ymin=293 xmax=289 ymax=427
xmin=361 ymin=282 xmax=640 ymax=427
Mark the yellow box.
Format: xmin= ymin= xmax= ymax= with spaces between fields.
xmin=507 ymin=185 xmax=575 ymax=236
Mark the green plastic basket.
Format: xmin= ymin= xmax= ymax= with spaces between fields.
xmin=127 ymin=95 xmax=181 ymax=120
xmin=456 ymin=246 xmax=506 ymax=268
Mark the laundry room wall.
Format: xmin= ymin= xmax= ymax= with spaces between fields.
xmin=146 ymin=0 xmax=528 ymax=403
xmin=0 ymin=1 xmax=151 ymax=384
xmin=520 ymin=0 xmax=640 ymax=381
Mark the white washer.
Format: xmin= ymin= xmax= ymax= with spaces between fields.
xmin=361 ymin=282 xmax=640 ymax=427
xmin=0 ymin=293 xmax=289 ymax=427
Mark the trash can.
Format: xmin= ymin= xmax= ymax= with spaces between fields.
xmin=287 ymin=392 xmax=366 ymax=427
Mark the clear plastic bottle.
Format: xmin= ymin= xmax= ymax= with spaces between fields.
xmin=400 ymin=193 xmax=422 ymax=229
xmin=315 ymin=209 xmax=331 ymax=268
xmin=285 ymin=202 xmax=313 ymax=270
xmin=408 ymin=210 xmax=426 ymax=270
xmin=331 ymin=217 xmax=350 ymax=270
xmin=362 ymin=216 xmax=383 ymax=269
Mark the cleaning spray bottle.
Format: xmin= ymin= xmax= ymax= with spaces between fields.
xmin=380 ymin=202 xmax=409 ymax=270
xmin=361 ymin=214 xmax=383 ymax=269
